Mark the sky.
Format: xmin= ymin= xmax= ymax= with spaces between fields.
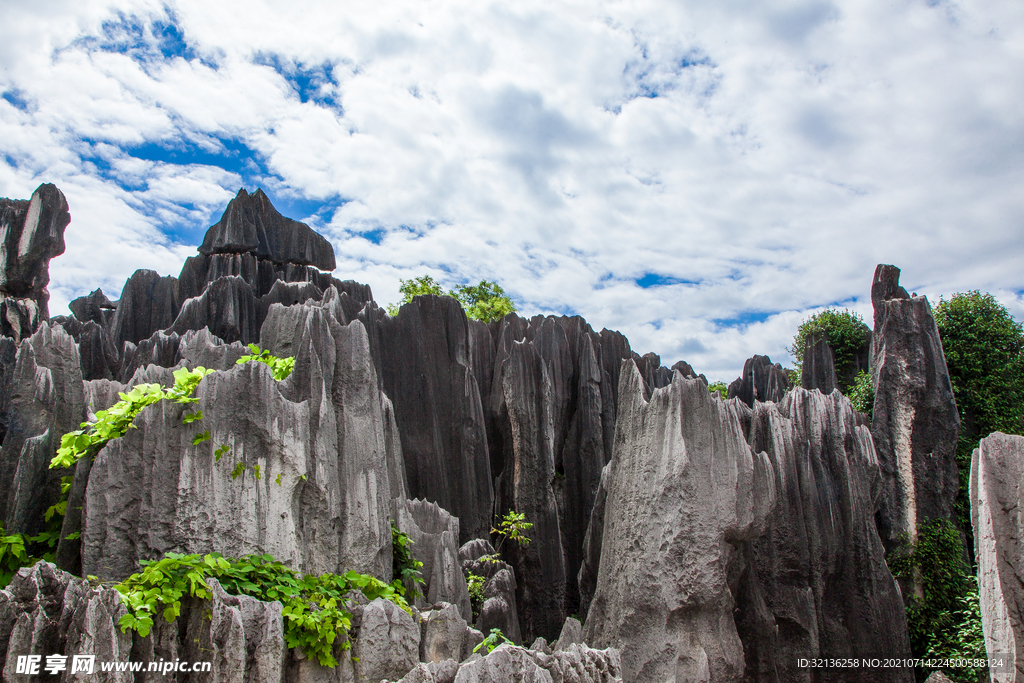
xmin=1 ymin=0 xmax=1022 ymax=381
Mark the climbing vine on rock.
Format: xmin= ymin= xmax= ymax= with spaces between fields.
xmin=391 ymin=521 xmax=425 ymax=600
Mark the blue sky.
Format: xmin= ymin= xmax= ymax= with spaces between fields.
xmin=2 ymin=0 xmax=1022 ymax=381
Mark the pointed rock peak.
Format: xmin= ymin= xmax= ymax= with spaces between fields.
xmin=872 ymin=264 xmax=909 ymax=303
xmin=199 ymin=188 xmax=337 ymax=272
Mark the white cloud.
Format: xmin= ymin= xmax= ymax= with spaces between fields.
xmin=1 ymin=0 xmax=1022 ymax=382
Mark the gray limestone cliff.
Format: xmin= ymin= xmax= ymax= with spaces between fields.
xmin=870 ymin=264 xmax=960 ymax=555
xmin=582 ymin=361 xmax=775 ymax=682
xmin=971 ymin=432 xmax=1024 ymax=683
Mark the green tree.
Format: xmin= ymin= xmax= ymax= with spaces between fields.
xmin=452 ymin=280 xmax=517 ymax=323
xmin=934 ymin=291 xmax=1024 ymax=464
xmin=789 ymin=308 xmax=870 ymax=392
xmin=387 ymin=275 xmax=517 ymax=323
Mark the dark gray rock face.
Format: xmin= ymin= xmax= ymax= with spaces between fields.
xmin=583 ymin=361 xmax=775 ymax=682
xmin=81 ymin=300 xmax=395 ymax=581
xmin=199 ymin=188 xmax=337 ymax=271
xmin=736 ymin=389 xmax=913 ymax=683
xmin=970 ymin=432 xmax=1024 ymax=682
xmin=497 ymin=338 xmax=568 ymax=644
xmin=169 ymin=275 xmax=260 ymax=345
xmin=870 ymin=264 xmax=960 ymax=554
xmin=801 ymin=332 xmax=839 ymax=395
xmin=0 ymin=323 xmax=85 ymax=537
xmin=360 ymin=296 xmax=494 ymax=542
xmin=0 ymin=184 xmax=70 ymax=342
xmin=109 ymin=269 xmax=182 ymax=350
xmin=69 ymin=287 xmax=116 ymax=327
xmin=727 ymin=354 xmax=791 ymax=407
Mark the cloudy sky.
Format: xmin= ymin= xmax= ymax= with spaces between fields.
xmin=2 ymin=0 xmax=1021 ymax=381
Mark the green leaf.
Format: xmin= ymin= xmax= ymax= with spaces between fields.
xmin=192 ymin=431 xmax=211 ymax=446
xmin=231 ymin=462 xmax=245 ymax=480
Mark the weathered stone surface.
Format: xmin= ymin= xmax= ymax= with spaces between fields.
xmin=458 ymin=539 xmax=494 ymax=566
xmin=353 ymin=598 xmax=420 ymax=682
xmin=360 ymin=296 xmax=493 ymax=542
xmin=0 ymin=184 xmax=69 ymax=298
xmin=69 ymin=287 xmax=117 ymax=327
xmin=727 ymin=354 xmax=792 ymax=407
xmin=449 ymin=643 xmax=622 ymax=683
xmin=169 ymin=275 xmax=260 ymax=345
xmin=0 ymin=336 xmax=16 ymax=443
xmin=395 ymin=498 xmax=472 ymax=621
xmin=0 ymin=184 xmax=70 ymax=341
xmin=82 ymin=304 xmax=394 ymax=581
xmin=583 ymin=361 xmax=775 ymax=682
xmin=199 ymin=188 xmax=337 ymax=271
xmin=453 ymin=644 xmax=554 ymax=683
xmin=0 ymin=561 xmax=132 ymax=682
xmin=971 ymin=432 xmax=1024 ymax=683
xmin=471 ymin=567 xmax=522 ymax=646
xmin=497 ymin=338 xmax=567 ymax=643
xmin=420 ymin=603 xmax=469 ymax=664
xmin=397 ymin=659 xmax=461 ymax=683
xmin=801 ymin=332 xmax=839 ymax=395
xmin=736 ymin=388 xmax=913 ymax=683
xmin=870 ymin=264 xmax=960 ymax=554
xmin=0 ymin=562 xmax=288 ymax=683
xmin=576 ymin=462 xmax=610 ymax=622
xmin=109 ymin=269 xmax=182 ymax=350
xmin=488 ymin=316 xmax=616 ymax=623
xmin=0 ymin=322 xmax=85 ymax=537
xmin=553 ymin=617 xmax=582 ymax=652
xmin=923 ymin=672 xmax=954 ymax=683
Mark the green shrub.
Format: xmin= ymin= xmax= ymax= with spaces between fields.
xmin=789 ymin=308 xmax=870 ymax=392
xmin=474 ymin=628 xmax=513 ymax=654
xmin=707 ymin=381 xmax=728 ymax=400
xmin=391 ymin=521 xmax=425 ymax=600
xmin=889 ymin=518 xmax=986 ymax=682
xmin=934 ymin=292 xmax=1024 ymax=558
xmin=466 ymin=573 xmax=485 ymax=620
xmin=848 ymin=370 xmax=874 ymax=417
xmin=115 ymin=552 xmax=410 ymax=668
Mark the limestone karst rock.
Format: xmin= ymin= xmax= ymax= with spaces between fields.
xmin=801 ymin=332 xmax=839 ymax=395
xmin=727 ymin=354 xmax=791 ymax=406
xmin=359 ymin=295 xmax=494 ymax=543
xmin=0 ymin=187 xmax=974 ymax=682
xmin=970 ymin=432 xmax=1024 ymax=683
xmin=199 ymin=188 xmax=337 ymax=271
xmin=583 ymin=361 xmax=776 ymax=682
xmin=68 ymin=287 xmax=116 ymax=327
xmin=0 ymin=322 xmax=85 ymax=537
xmin=870 ymin=264 xmax=960 ymax=554
xmin=735 ymin=388 xmax=913 ymax=683
xmin=394 ymin=497 xmax=473 ymax=622
xmin=0 ymin=184 xmax=70 ymax=342
xmin=81 ymin=297 xmax=395 ymax=581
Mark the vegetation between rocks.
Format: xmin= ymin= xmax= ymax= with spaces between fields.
xmin=386 ymin=275 xmax=517 ymax=323
xmin=889 ymin=518 xmax=987 ymax=682
xmin=115 ymin=551 xmax=412 ymax=668
xmin=789 ymin=308 xmax=870 ymax=392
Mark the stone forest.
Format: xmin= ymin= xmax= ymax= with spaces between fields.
xmin=1 ymin=183 xmax=1022 ymax=683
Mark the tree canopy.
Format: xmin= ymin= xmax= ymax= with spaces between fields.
xmin=789 ymin=308 xmax=871 ymax=392
xmin=387 ymin=276 xmax=517 ymax=323
xmin=934 ymin=290 xmax=1024 ymax=461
